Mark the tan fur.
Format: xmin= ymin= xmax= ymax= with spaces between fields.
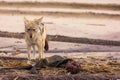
xmin=24 ymin=17 xmax=49 ymax=60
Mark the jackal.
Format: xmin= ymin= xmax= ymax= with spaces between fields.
xmin=24 ymin=17 xmax=49 ymax=60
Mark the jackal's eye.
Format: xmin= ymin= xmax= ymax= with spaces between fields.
xmin=33 ymin=28 xmax=36 ymax=31
xmin=27 ymin=29 xmax=30 ymax=31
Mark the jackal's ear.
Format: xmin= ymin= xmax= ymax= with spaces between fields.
xmin=34 ymin=17 xmax=43 ymax=25
xmin=24 ymin=17 xmax=29 ymax=24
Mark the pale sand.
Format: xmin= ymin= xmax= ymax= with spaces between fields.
xmin=0 ymin=0 xmax=120 ymax=59
xmin=0 ymin=37 xmax=120 ymax=59
xmin=0 ymin=15 xmax=120 ymax=41
xmin=1 ymin=0 xmax=120 ymax=4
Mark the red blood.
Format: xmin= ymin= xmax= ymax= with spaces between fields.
xmin=65 ymin=61 xmax=81 ymax=74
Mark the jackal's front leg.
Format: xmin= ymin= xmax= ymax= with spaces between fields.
xmin=32 ymin=45 xmax=36 ymax=59
xmin=27 ymin=45 xmax=31 ymax=60
xmin=38 ymin=41 xmax=44 ymax=60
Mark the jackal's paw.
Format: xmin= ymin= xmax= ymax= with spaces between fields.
xmin=32 ymin=57 xmax=36 ymax=60
xmin=36 ymin=57 xmax=44 ymax=61
xmin=35 ymin=58 xmax=40 ymax=61
xmin=36 ymin=56 xmax=43 ymax=60
xmin=27 ymin=60 xmax=32 ymax=65
xmin=41 ymin=55 xmax=45 ymax=59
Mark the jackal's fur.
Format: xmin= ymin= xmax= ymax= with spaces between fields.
xmin=24 ymin=17 xmax=49 ymax=60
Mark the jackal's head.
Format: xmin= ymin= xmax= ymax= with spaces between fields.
xmin=24 ymin=17 xmax=43 ymax=39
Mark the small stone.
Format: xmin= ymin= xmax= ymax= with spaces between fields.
xmin=30 ymin=66 xmax=37 ymax=74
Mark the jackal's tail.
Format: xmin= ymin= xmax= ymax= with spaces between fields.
xmin=44 ymin=37 xmax=49 ymax=51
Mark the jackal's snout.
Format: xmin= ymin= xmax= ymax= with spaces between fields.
xmin=30 ymin=34 xmax=32 ymax=38
xmin=29 ymin=32 xmax=34 ymax=39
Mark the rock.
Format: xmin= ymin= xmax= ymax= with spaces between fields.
xmin=30 ymin=66 xmax=37 ymax=74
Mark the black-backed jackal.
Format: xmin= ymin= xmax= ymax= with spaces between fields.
xmin=24 ymin=17 xmax=49 ymax=60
